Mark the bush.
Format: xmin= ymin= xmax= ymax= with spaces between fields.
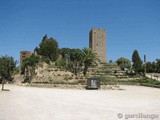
xmin=48 ymin=63 xmax=56 ymax=68
xmin=99 ymin=75 xmax=114 ymax=81
xmin=52 ymin=80 xmax=66 ymax=84
xmin=69 ymin=76 xmax=73 ymax=80
xmin=48 ymin=76 xmax=53 ymax=83
xmin=78 ymin=79 xmax=86 ymax=84
xmin=57 ymin=74 xmax=61 ymax=76
xmin=64 ymin=76 xmax=69 ymax=81
xmin=97 ymin=75 xmax=116 ymax=85
xmin=117 ymin=78 xmax=160 ymax=87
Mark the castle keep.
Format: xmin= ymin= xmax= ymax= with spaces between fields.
xmin=20 ymin=51 xmax=32 ymax=65
xmin=89 ymin=28 xmax=106 ymax=63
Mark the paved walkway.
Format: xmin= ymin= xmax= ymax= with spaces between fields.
xmin=0 ymin=85 xmax=160 ymax=120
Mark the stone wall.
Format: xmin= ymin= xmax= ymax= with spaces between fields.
xmin=20 ymin=51 xmax=32 ymax=65
xmin=20 ymin=83 xmax=120 ymax=90
xmin=89 ymin=28 xmax=106 ymax=63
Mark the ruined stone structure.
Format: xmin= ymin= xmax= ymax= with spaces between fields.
xmin=20 ymin=51 xmax=32 ymax=65
xmin=89 ymin=28 xmax=106 ymax=63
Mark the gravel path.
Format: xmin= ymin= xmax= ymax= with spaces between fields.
xmin=0 ymin=85 xmax=160 ymax=120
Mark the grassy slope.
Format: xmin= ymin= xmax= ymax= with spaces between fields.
xmin=98 ymin=75 xmax=160 ymax=88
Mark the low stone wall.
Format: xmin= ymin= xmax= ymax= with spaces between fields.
xmin=100 ymin=85 xmax=120 ymax=90
xmin=28 ymin=84 xmax=86 ymax=89
xmin=19 ymin=83 xmax=120 ymax=90
xmin=146 ymin=73 xmax=160 ymax=81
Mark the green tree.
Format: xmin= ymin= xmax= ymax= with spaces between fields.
xmin=146 ymin=62 xmax=153 ymax=73
xmin=58 ymin=48 xmax=71 ymax=58
xmin=152 ymin=62 xmax=157 ymax=72
xmin=56 ymin=48 xmax=83 ymax=76
xmin=145 ymin=62 xmax=157 ymax=73
xmin=58 ymin=48 xmax=99 ymax=76
xmin=0 ymin=55 xmax=16 ymax=90
xmin=132 ymin=50 xmax=143 ymax=74
xmin=117 ymin=57 xmax=131 ymax=70
xmin=67 ymin=49 xmax=83 ymax=76
xmin=21 ymin=55 xmax=40 ymax=82
xmin=145 ymin=60 xmax=160 ymax=73
xmin=82 ymin=48 xmax=99 ymax=76
xmin=36 ymin=35 xmax=59 ymax=63
xmin=109 ymin=60 xmax=113 ymax=63
xmin=55 ymin=57 xmax=67 ymax=70
xmin=155 ymin=59 xmax=160 ymax=73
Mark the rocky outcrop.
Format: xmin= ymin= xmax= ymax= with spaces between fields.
xmin=33 ymin=62 xmax=76 ymax=83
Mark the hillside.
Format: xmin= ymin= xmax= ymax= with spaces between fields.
xmin=14 ymin=62 xmax=129 ymax=84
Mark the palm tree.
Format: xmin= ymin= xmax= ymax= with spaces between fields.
xmin=67 ymin=49 xmax=83 ymax=76
xmin=82 ymin=48 xmax=99 ymax=76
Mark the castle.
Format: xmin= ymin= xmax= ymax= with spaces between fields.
xmin=20 ymin=28 xmax=107 ymax=65
xmin=89 ymin=28 xmax=107 ymax=63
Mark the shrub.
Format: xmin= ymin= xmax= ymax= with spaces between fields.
xmin=57 ymin=74 xmax=61 ymax=76
xmin=69 ymin=76 xmax=73 ymax=80
xmin=48 ymin=63 xmax=56 ymax=68
xmin=78 ymin=79 xmax=86 ymax=84
xmin=65 ymin=74 xmax=69 ymax=76
xmin=64 ymin=76 xmax=69 ymax=81
xmin=114 ymin=70 xmax=117 ymax=73
xmin=48 ymin=76 xmax=53 ymax=83
xmin=97 ymin=75 xmax=116 ymax=85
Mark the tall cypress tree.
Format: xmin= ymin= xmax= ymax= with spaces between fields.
xmin=132 ymin=50 xmax=142 ymax=74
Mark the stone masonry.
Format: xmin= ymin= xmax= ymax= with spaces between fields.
xmin=20 ymin=51 xmax=32 ymax=65
xmin=89 ymin=28 xmax=106 ymax=63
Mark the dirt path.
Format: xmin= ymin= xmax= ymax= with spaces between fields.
xmin=0 ymin=85 xmax=160 ymax=120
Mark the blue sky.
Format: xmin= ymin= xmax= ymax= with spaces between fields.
xmin=0 ymin=0 xmax=160 ymax=63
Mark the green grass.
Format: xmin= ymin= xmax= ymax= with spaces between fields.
xmin=94 ymin=75 xmax=117 ymax=85
xmin=96 ymin=75 xmax=160 ymax=88
xmin=118 ymin=78 xmax=160 ymax=88
xmin=117 ymin=78 xmax=160 ymax=86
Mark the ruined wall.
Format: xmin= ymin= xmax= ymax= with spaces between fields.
xmin=20 ymin=51 xmax=32 ymax=65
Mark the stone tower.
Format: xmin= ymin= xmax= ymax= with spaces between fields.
xmin=20 ymin=51 xmax=32 ymax=65
xmin=89 ymin=28 xmax=106 ymax=63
